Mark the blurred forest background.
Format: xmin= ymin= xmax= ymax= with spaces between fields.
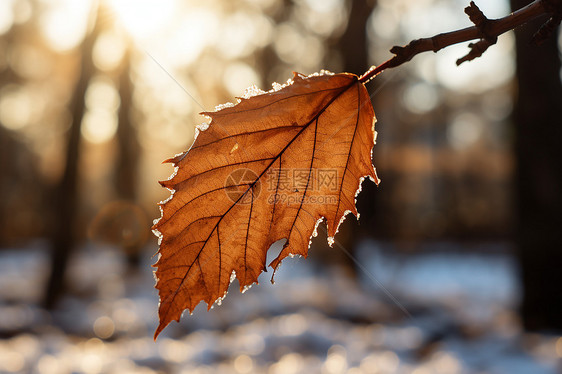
xmin=0 ymin=0 xmax=561 ymax=373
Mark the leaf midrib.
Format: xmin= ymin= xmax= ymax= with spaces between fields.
xmin=161 ymin=76 xmax=360 ymax=318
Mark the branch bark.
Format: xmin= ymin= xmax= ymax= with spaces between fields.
xmin=359 ymin=0 xmax=561 ymax=83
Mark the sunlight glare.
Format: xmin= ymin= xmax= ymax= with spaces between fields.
xmin=0 ymin=1 xmax=14 ymax=35
xmin=106 ymin=0 xmax=176 ymax=41
xmin=39 ymin=0 xmax=92 ymax=52
xmin=168 ymin=9 xmax=219 ymax=66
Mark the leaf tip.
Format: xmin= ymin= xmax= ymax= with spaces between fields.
xmin=292 ymin=71 xmax=305 ymax=80
xmin=164 ymin=152 xmax=187 ymax=165
xmin=154 ymin=322 xmax=166 ymax=341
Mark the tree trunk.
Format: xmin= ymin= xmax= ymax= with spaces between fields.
xmin=337 ymin=0 xmax=374 ymax=77
xmin=43 ymin=5 xmax=100 ymax=309
xmin=511 ymin=0 xmax=562 ymax=331
xmin=115 ymin=48 xmax=143 ymax=268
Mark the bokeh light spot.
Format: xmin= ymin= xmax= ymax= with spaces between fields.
xmin=93 ymin=316 xmax=115 ymax=339
xmin=81 ymin=109 xmax=118 ymax=143
xmin=447 ymin=112 xmax=484 ymax=149
xmin=93 ymin=31 xmax=127 ymax=71
xmin=223 ymin=62 xmax=261 ymax=97
xmin=403 ymin=82 xmax=439 ymax=113
xmin=39 ymin=0 xmax=92 ymax=52
xmin=233 ymin=354 xmax=253 ymax=374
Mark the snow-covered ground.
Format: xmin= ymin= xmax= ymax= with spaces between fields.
xmin=0 ymin=240 xmax=560 ymax=374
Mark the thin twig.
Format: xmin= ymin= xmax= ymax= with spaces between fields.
xmin=359 ymin=0 xmax=560 ymax=83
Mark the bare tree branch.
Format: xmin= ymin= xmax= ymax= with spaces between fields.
xmin=359 ymin=0 xmax=562 ymax=83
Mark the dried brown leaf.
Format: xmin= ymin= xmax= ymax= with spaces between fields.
xmin=153 ymin=72 xmax=378 ymax=338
